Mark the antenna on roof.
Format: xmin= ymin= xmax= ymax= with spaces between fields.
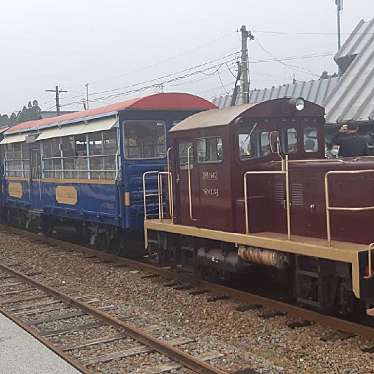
xmin=335 ymin=0 xmax=343 ymax=52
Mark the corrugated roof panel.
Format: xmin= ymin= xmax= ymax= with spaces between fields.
xmin=335 ymin=19 xmax=374 ymax=61
xmin=213 ymin=77 xmax=338 ymax=111
xmin=326 ymin=18 xmax=374 ymax=124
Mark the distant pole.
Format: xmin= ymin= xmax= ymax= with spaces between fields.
xmin=85 ymin=83 xmax=89 ymax=110
xmin=45 ymin=85 xmax=68 ymax=116
xmin=336 ymin=0 xmax=343 ymax=52
xmin=240 ymin=25 xmax=254 ymax=104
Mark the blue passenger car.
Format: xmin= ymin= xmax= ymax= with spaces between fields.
xmin=0 ymin=93 xmax=215 ymax=251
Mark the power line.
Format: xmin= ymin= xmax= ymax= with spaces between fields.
xmin=59 ymin=57 xmax=239 ymax=108
xmin=253 ymin=29 xmax=374 ymax=36
xmin=87 ymin=31 xmax=237 ymax=87
xmin=55 ymin=51 xmax=240 ymax=107
xmin=253 ymin=39 xmax=327 ymax=78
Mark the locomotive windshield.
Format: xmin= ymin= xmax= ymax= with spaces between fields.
xmin=238 ymin=125 xmax=271 ymax=159
xmin=124 ymin=120 xmax=166 ymax=159
xmin=239 ymin=123 xmax=318 ymax=159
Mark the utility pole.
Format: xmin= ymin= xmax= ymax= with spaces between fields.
xmin=85 ymin=83 xmax=89 ymax=110
xmin=45 ymin=85 xmax=68 ymax=116
xmin=239 ymin=25 xmax=254 ymax=104
xmin=335 ymin=0 xmax=343 ymax=52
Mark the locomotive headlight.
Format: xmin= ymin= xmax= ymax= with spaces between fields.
xmin=295 ymin=98 xmax=305 ymax=111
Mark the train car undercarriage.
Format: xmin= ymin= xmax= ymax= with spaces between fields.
xmin=144 ymin=219 xmax=372 ymax=317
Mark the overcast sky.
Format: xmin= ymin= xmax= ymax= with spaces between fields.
xmin=0 ymin=0 xmax=373 ymax=114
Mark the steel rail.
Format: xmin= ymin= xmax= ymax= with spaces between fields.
xmin=0 ymin=308 xmax=93 ymax=374
xmin=0 ymin=262 xmax=227 ymax=374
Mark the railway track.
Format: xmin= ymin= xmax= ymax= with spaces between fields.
xmin=1 ymin=225 xmax=374 ymax=372
xmin=7 ymin=226 xmax=374 ymax=339
xmin=0 ymin=261 xmax=228 ymax=374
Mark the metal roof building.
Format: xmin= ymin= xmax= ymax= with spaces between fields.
xmin=325 ymin=18 xmax=374 ymax=124
xmin=213 ymin=77 xmax=338 ymax=109
xmin=213 ymin=18 xmax=374 ymax=126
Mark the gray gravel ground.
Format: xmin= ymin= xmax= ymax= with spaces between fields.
xmin=1 ymin=230 xmax=374 ymax=373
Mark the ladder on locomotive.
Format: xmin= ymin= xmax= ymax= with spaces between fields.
xmin=143 ymin=171 xmax=173 ymax=221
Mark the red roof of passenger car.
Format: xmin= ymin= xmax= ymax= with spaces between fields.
xmin=6 ymin=93 xmax=216 ymax=134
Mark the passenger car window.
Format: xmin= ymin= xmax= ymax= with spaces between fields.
xmin=178 ymin=142 xmax=193 ymax=169
xmin=197 ymin=137 xmax=223 ymax=163
xmin=124 ymin=121 xmax=166 ymax=159
xmin=304 ymin=127 xmax=318 ymax=153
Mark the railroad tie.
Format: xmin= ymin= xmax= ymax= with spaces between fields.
xmin=81 ymin=337 xmax=194 ymax=366
xmin=135 ymin=351 xmax=225 ymax=374
xmin=235 ymin=304 xmax=263 ymax=312
xmin=320 ymin=331 xmax=356 ymax=342
xmin=189 ymin=289 xmax=210 ymax=296
xmin=207 ymin=295 xmax=230 ymax=302
xmin=260 ymin=310 xmax=287 ymax=319
xmin=287 ymin=320 xmax=314 ymax=329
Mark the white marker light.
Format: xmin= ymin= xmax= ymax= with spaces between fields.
xmin=295 ymin=98 xmax=305 ymax=111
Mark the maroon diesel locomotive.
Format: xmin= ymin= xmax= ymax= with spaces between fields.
xmin=143 ymin=98 xmax=374 ymax=315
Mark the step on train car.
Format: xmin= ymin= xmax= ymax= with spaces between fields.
xmin=144 ymin=97 xmax=374 ymax=315
xmin=0 ymin=93 xmax=216 ymax=251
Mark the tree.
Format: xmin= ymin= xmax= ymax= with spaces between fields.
xmin=0 ymin=114 xmax=10 ymax=127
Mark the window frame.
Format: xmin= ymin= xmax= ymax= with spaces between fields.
xmin=237 ymin=122 xmax=272 ymax=161
xmin=196 ymin=136 xmax=224 ymax=164
xmin=303 ymin=126 xmax=319 ymax=153
xmin=281 ymin=127 xmax=298 ymax=154
xmin=123 ymin=120 xmax=167 ymax=160
xmin=178 ymin=141 xmax=194 ymax=170
xmin=4 ymin=142 xmax=30 ymax=178
xmin=41 ymin=129 xmax=119 ymax=181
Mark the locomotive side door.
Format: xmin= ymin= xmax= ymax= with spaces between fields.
xmin=175 ymin=140 xmax=200 ymax=226
xmin=194 ymin=136 xmax=228 ymax=231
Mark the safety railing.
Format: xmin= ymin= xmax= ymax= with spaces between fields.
xmin=365 ymin=243 xmax=374 ymax=279
xmin=243 ymin=155 xmax=291 ymax=240
xmin=143 ymin=171 xmax=173 ymax=222
xmin=324 ymin=170 xmax=374 ymax=247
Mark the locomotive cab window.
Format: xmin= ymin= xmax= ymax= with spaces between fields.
xmin=197 ymin=137 xmax=223 ymax=163
xmin=281 ymin=128 xmax=298 ymax=154
xmin=304 ymin=127 xmax=318 ymax=153
xmin=178 ymin=142 xmax=193 ymax=169
xmin=239 ymin=127 xmax=258 ymax=160
xmin=260 ymin=131 xmax=271 ymax=157
xmin=124 ymin=121 xmax=166 ymax=159
xmin=239 ymin=123 xmax=273 ymax=160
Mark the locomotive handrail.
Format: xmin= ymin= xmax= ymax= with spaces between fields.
xmin=167 ymin=147 xmax=174 ymax=222
xmin=187 ymin=146 xmax=196 ymax=221
xmin=158 ymin=171 xmax=172 ymax=221
xmin=366 ymin=243 xmax=374 ymax=279
xmin=244 ymin=155 xmax=291 ymax=240
xmin=325 ymin=169 xmax=374 ymax=247
xmin=143 ymin=171 xmax=173 ymax=222
xmin=143 ymin=171 xmax=159 ymax=221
